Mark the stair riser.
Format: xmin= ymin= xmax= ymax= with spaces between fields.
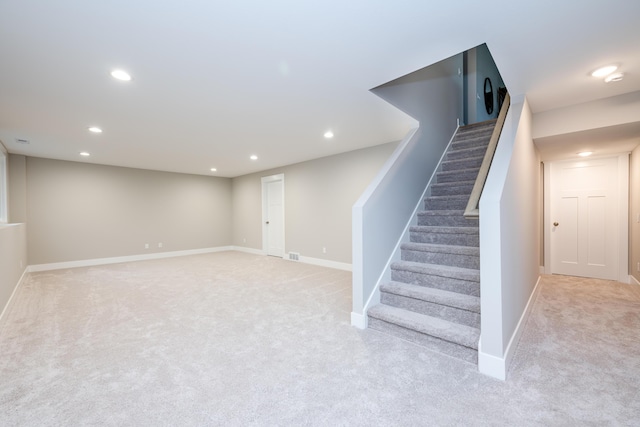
xmin=451 ymin=138 xmax=490 ymax=151
xmin=402 ymin=249 xmax=480 ymax=270
xmin=390 ymin=268 xmax=480 ymax=296
xmin=436 ymin=170 xmax=479 ymax=183
xmin=410 ymin=231 xmax=479 ymax=247
xmin=381 ymin=293 xmax=480 ymax=328
xmin=447 ymin=146 xmax=487 ymax=161
xmin=454 ymin=129 xmax=493 ymax=142
xmin=430 ymin=184 xmax=474 ymax=197
xmin=367 ymin=317 xmax=478 ymax=364
xmin=417 ymin=214 xmax=478 ymax=227
xmin=441 ymin=157 xmax=483 ymax=172
xmin=424 ymin=197 xmax=468 ymax=210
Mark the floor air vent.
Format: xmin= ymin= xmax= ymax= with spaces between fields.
xmin=288 ymin=252 xmax=300 ymax=261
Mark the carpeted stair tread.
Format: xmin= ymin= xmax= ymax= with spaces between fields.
xmin=446 ymin=145 xmax=488 ymax=160
xmin=410 ymin=225 xmax=479 ymax=235
xmin=391 ymin=260 xmax=479 ymax=281
xmin=436 ymin=168 xmax=481 ymax=183
xmin=368 ymin=304 xmax=480 ymax=350
xmin=441 ymin=156 xmax=484 ymax=172
xmin=417 ymin=210 xmax=478 ymax=227
xmin=381 ymin=281 xmax=480 ymax=313
xmin=402 ymin=242 xmax=479 ymax=256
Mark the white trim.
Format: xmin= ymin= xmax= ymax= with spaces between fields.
xmin=261 ymin=174 xmax=285 ymax=257
xmin=630 ymin=275 xmax=640 ymax=286
xmin=28 ymin=246 xmax=234 ymax=272
xmin=351 ymin=311 xmax=367 ymax=329
xmin=539 ymin=266 xmax=545 ymax=275
xmin=231 ymin=246 xmax=265 ymax=256
xmin=355 ymin=125 xmax=459 ymax=324
xmin=298 ymin=255 xmax=352 ymax=272
xmin=478 ymin=275 xmax=542 ymax=380
xmin=0 ymin=267 xmax=29 ymax=324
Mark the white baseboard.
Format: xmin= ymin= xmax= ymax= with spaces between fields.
xmin=630 ymin=275 xmax=640 ymax=286
xmin=231 ymin=246 xmax=265 ymax=256
xmin=351 ymin=311 xmax=367 ymax=329
xmin=0 ymin=267 xmax=29 ymax=324
xmin=28 ymin=246 xmax=234 ymax=272
xmin=298 ymin=255 xmax=352 ymax=272
xmin=479 ymin=275 xmax=542 ymax=381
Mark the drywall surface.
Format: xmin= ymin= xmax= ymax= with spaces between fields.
xmin=231 ymin=142 xmax=398 ymax=263
xmin=630 ymin=144 xmax=640 ymax=283
xmin=533 ymin=91 xmax=640 ymax=139
xmin=0 ymin=223 xmax=26 ymax=317
xmin=8 ymin=154 xmax=27 ymax=223
xmin=26 ymin=157 xmax=232 ymax=265
xmin=479 ymin=97 xmax=540 ymax=377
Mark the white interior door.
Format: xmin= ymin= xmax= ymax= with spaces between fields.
xmin=549 ymin=157 xmax=618 ymax=280
xmin=262 ymin=174 xmax=284 ymax=257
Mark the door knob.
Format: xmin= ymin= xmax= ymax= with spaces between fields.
xmin=553 ymin=222 xmax=559 ymax=226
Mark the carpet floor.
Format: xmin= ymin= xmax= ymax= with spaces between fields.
xmin=0 ymin=251 xmax=638 ymax=426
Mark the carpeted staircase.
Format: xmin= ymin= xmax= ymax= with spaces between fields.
xmin=367 ymin=119 xmax=497 ymax=364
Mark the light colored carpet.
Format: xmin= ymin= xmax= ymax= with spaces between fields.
xmin=0 ymin=251 xmax=639 ymax=426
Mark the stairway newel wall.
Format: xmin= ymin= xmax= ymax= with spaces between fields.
xmin=478 ymin=96 xmax=541 ymax=380
xmin=352 ymin=54 xmax=465 ymax=328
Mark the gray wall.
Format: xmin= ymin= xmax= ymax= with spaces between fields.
xmin=8 ymin=154 xmax=27 ymax=223
xmin=232 ymin=142 xmax=398 ymax=263
xmin=25 ymin=157 xmax=232 ymax=265
xmin=465 ymin=44 xmax=505 ymax=124
xmin=631 ymin=144 xmax=640 ymax=283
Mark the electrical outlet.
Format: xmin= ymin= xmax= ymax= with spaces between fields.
xmin=158 ymin=242 xmax=163 ymax=248
xmin=144 ymin=243 xmax=149 ymax=249
xmin=637 ymin=262 xmax=640 ymax=272
xmin=637 ymin=213 xmax=640 ymax=223
xmin=243 ymin=238 xmax=246 ymax=243
xmin=322 ymin=247 xmax=327 ymax=254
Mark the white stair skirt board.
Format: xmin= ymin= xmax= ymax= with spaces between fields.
xmin=28 ymin=246 xmax=235 ymax=272
xmin=0 ymin=267 xmax=29 ymax=324
xmin=351 ymin=312 xmax=368 ymax=329
xmin=479 ymin=275 xmax=542 ymax=380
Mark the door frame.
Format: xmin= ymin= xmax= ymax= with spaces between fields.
xmin=543 ymin=153 xmax=629 ymax=282
xmin=261 ymin=173 xmax=285 ymax=257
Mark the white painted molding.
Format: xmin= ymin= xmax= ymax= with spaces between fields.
xmin=351 ymin=311 xmax=367 ymax=329
xmin=28 ymin=246 xmax=234 ymax=272
xmin=0 ymin=267 xmax=29 ymax=324
xmin=479 ymin=275 xmax=542 ymax=381
xmin=298 ymin=255 xmax=352 ymax=272
xmin=478 ymin=339 xmax=506 ymax=381
xmin=630 ymin=275 xmax=640 ymax=286
xmin=539 ymin=266 xmax=545 ymax=275
xmin=232 ymin=246 xmax=265 ymax=256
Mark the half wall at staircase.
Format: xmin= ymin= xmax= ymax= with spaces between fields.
xmin=352 ymin=53 xmax=464 ymax=327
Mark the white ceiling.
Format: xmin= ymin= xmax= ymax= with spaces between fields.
xmin=1 ymin=0 xmax=639 ymax=177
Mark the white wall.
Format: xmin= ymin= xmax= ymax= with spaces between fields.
xmin=533 ymin=91 xmax=640 ymax=139
xmin=478 ymin=96 xmax=540 ymax=379
xmin=0 ymin=223 xmax=27 ymax=320
xmin=231 ymin=142 xmax=398 ymax=264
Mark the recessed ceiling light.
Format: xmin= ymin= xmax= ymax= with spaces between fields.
xmin=604 ymin=73 xmax=624 ymax=83
xmin=210 ymin=168 xmax=217 ymax=172
xmin=110 ymin=69 xmax=132 ymax=81
xmin=324 ymin=131 xmax=334 ymax=139
xmin=79 ymin=151 xmax=91 ymax=157
xmin=250 ymin=155 xmax=258 ymax=161
xmin=578 ymin=151 xmax=593 ymax=157
xmin=88 ymin=127 xmax=102 ymax=133
xmin=591 ymin=65 xmax=617 ymax=78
